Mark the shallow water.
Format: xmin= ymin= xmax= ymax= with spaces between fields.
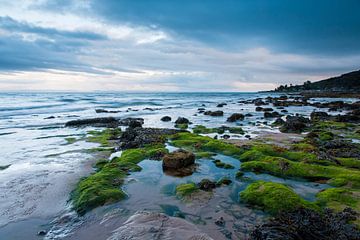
xmin=0 ymin=92 xmax=354 ymax=239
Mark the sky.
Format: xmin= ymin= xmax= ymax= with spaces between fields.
xmin=0 ymin=0 xmax=359 ymax=92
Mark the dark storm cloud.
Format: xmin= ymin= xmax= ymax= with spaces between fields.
xmin=89 ymin=0 xmax=360 ymax=55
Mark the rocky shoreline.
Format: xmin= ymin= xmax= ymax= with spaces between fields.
xmin=40 ymin=93 xmax=360 ymax=239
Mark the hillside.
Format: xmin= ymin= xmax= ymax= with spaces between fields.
xmin=274 ymin=70 xmax=360 ymax=93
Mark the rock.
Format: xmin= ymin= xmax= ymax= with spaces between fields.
xmin=162 ymin=149 xmax=195 ymax=170
xmin=216 ymin=177 xmax=232 ymax=186
xmin=254 ymin=99 xmax=266 ymax=106
xmin=310 ymin=111 xmax=329 ymax=121
xmin=262 ymin=108 xmax=274 ymax=112
xmin=107 ymin=211 xmax=214 ymax=240
xmin=128 ymin=119 xmax=143 ymax=128
xmin=44 ymin=116 xmax=55 ymax=119
xmin=264 ymin=111 xmax=281 ymax=118
xmin=215 ymin=217 xmax=225 ymax=227
xmin=197 ymin=179 xmax=217 ymax=191
xmin=119 ymin=117 xmax=144 ymax=126
xmin=280 ymin=116 xmax=310 ymax=133
xmin=204 ymin=111 xmax=224 ymax=116
xmin=37 ymin=230 xmax=47 ymax=236
xmin=245 ymin=113 xmax=253 ymax=117
xmin=175 ymin=117 xmax=190 ymax=124
xmin=273 ymin=117 xmax=285 ymax=126
xmin=65 ymin=117 xmax=119 ymax=128
xmin=250 ymin=208 xmax=360 ymax=240
xmin=227 ymin=113 xmax=245 ymax=122
xmin=217 ymin=103 xmax=227 ymax=107
xmin=95 ymin=109 xmax=120 ymax=113
xmin=255 ymin=107 xmax=263 ymax=111
xmin=161 ymin=116 xmax=172 ymax=122
xmin=222 ymin=134 xmax=231 ymax=139
xmin=120 ymin=127 xmax=180 ymax=149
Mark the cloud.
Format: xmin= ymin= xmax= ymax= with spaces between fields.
xmin=0 ymin=0 xmax=359 ymax=92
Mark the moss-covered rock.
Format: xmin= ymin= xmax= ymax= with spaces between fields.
xmin=175 ymin=183 xmax=198 ymax=197
xmin=316 ymin=188 xmax=360 ymax=212
xmin=169 ymin=132 xmax=244 ymax=158
xmin=240 ymin=181 xmax=316 ymax=214
xmin=71 ymin=144 xmax=167 ymax=215
xmin=174 ymin=123 xmax=188 ymax=130
xmin=87 ymin=128 xmax=122 ymax=147
xmin=241 ymin=156 xmax=360 ymax=188
xmin=192 ymin=125 xmax=224 ymax=134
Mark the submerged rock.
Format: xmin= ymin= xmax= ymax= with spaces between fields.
xmin=65 ymin=117 xmax=120 ymax=128
xmin=107 ymin=211 xmax=214 ymax=240
xmin=250 ymin=208 xmax=360 ymax=240
xmin=162 ymin=149 xmax=195 ymax=170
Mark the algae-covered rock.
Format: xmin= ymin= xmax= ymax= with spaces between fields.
xmin=162 ymin=149 xmax=195 ymax=170
xmin=175 ymin=183 xmax=198 ymax=197
xmin=240 ymin=181 xmax=315 ymax=214
xmin=227 ymin=113 xmax=245 ymax=122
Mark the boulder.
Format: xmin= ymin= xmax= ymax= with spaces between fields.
xmin=161 ymin=116 xmax=172 ymax=122
xmin=227 ymin=113 xmax=245 ymax=122
xmin=280 ymin=116 xmax=310 ymax=133
xmin=162 ymin=149 xmax=195 ymax=170
xmin=197 ymin=179 xmax=217 ymax=191
xmin=175 ymin=117 xmax=190 ymax=124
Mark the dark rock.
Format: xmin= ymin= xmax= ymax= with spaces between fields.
xmin=118 ymin=117 xmax=144 ymax=126
xmin=273 ymin=117 xmax=285 ymax=125
xmin=264 ymin=111 xmax=281 ymax=118
xmin=204 ymin=111 xmax=224 ymax=116
xmin=254 ymin=99 xmax=266 ymax=106
xmin=262 ymin=108 xmax=274 ymax=112
xmin=161 ymin=116 xmax=172 ymax=122
xmin=227 ymin=113 xmax=245 ymax=122
xmin=44 ymin=116 xmax=55 ymax=119
xmin=222 ymin=134 xmax=231 ymax=139
xmin=245 ymin=113 xmax=253 ymax=117
xmin=250 ymin=208 xmax=360 ymax=240
xmin=255 ymin=107 xmax=263 ymax=112
xmin=95 ymin=109 xmax=120 ymax=113
xmin=120 ymin=127 xmax=180 ymax=149
xmin=310 ymin=111 xmax=329 ymax=121
xmin=197 ymin=179 xmax=217 ymax=191
xmin=175 ymin=117 xmax=190 ymax=124
xmin=65 ymin=117 xmax=119 ymax=128
xmin=215 ymin=217 xmax=226 ymax=227
xmin=37 ymin=230 xmax=47 ymax=236
xmin=280 ymin=116 xmax=310 ymax=133
xmin=217 ymin=103 xmax=227 ymax=107
xmin=162 ymin=149 xmax=195 ymax=170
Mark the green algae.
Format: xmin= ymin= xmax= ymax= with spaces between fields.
xmin=169 ymin=132 xmax=243 ymax=158
xmin=87 ymin=128 xmax=122 ymax=147
xmin=240 ymin=181 xmax=316 ymax=214
xmin=228 ymin=127 xmax=245 ymax=134
xmin=241 ymin=156 xmax=360 ymax=188
xmin=195 ymin=151 xmax=216 ymax=159
xmin=212 ymin=159 xmax=235 ymax=169
xmin=174 ymin=123 xmax=188 ymax=130
xmin=192 ymin=125 xmax=224 ymax=134
xmin=175 ymin=182 xmax=198 ymax=197
xmin=316 ymin=188 xmax=360 ymax=212
xmin=71 ymin=144 xmax=167 ymax=215
xmin=65 ymin=137 xmax=77 ymax=144
xmin=336 ymin=157 xmax=360 ymax=169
